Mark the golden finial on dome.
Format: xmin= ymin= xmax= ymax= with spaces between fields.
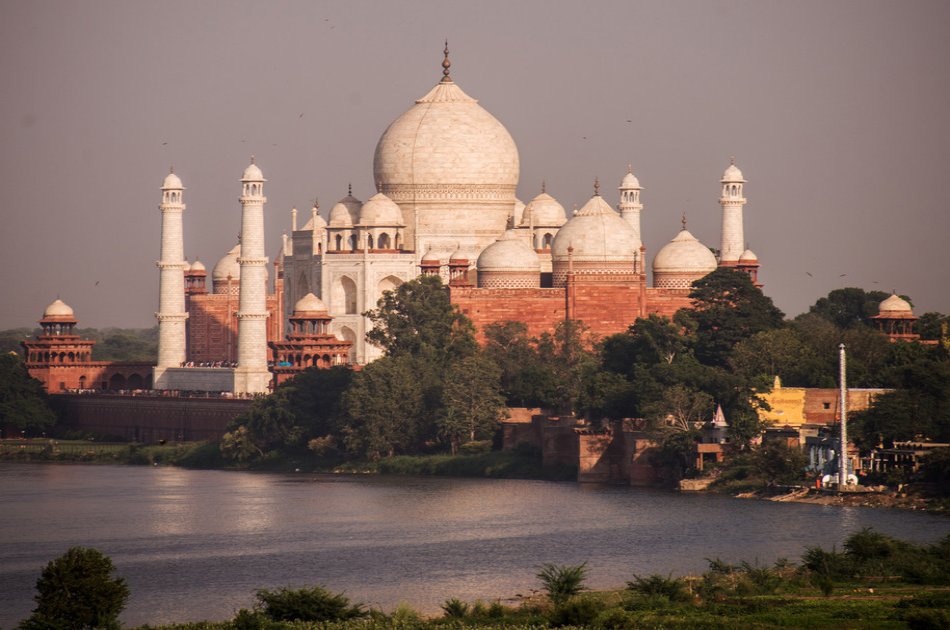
xmin=169 ymin=165 xmax=174 ymax=174
xmin=627 ymin=163 xmax=632 ymax=174
xmin=348 ymin=182 xmax=353 ymax=196
xmin=313 ymin=198 xmax=319 ymax=210
xmin=593 ymin=177 xmax=601 ymax=196
xmin=541 ymin=179 xmax=546 ymax=194
xmin=250 ymin=155 xmax=255 ymax=164
xmin=441 ymin=39 xmax=452 ymax=83
xmin=730 ymin=156 xmax=736 ymax=166
xmin=681 ymin=212 xmax=687 ymax=230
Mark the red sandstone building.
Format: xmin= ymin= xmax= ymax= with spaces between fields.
xmin=21 ymin=299 xmax=153 ymax=391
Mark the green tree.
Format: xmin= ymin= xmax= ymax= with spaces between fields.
xmin=536 ymin=320 xmax=598 ymax=414
xmin=342 ymin=356 xmax=424 ymax=459
xmin=364 ymin=275 xmax=476 ymax=364
xmin=754 ymin=439 xmax=807 ymax=485
xmin=536 ymin=562 xmax=588 ymax=605
xmin=439 ymin=354 xmax=507 ymax=453
xmin=808 ymin=287 xmax=893 ymax=330
xmin=683 ymin=268 xmax=785 ymax=367
xmin=641 ymin=384 xmax=714 ymax=432
xmin=917 ymin=312 xmax=949 ymax=342
xmin=483 ymin=321 xmax=557 ymax=407
xmin=19 ymin=547 xmax=129 ymax=630
xmin=0 ymin=353 xmax=56 ymax=435
xmin=730 ymin=327 xmax=825 ymax=387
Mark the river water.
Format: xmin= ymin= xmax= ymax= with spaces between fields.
xmin=1 ymin=463 xmax=947 ymax=626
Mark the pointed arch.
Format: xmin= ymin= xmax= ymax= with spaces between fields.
xmin=378 ymin=275 xmax=402 ymax=297
xmin=339 ymin=326 xmax=357 ymax=364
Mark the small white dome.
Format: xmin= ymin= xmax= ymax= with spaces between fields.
xmin=43 ymin=298 xmax=74 ymax=319
xmin=739 ymin=249 xmax=758 ymax=262
xmin=477 ymin=230 xmax=540 ymax=271
xmin=212 ymin=244 xmax=241 ymax=281
xmin=242 ymin=161 xmax=264 ymax=181
xmin=359 ymin=192 xmax=404 ymax=226
xmin=722 ymin=162 xmax=746 ymax=183
xmin=620 ymin=170 xmax=641 ymax=189
xmin=162 ymin=171 xmax=183 ymax=189
xmin=293 ymin=292 xmax=328 ymax=314
xmin=329 ymin=192 xmax=362 ymax=227
xmin=653 ymin=229 xmax=718 ymax=274
xmin=190 ymin=259 xmax=206 ymax=272
xmin=552 ymin=194 xmax=640 ymax=261
xmin=878 ymin=294 xmax=913 ymax=315
xmin=302 ymin=206 xmax=327 ymax=231
xmin=522 ymin=191 xmax=567 ymax=227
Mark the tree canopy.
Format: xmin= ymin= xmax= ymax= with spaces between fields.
xmin=19 ymin=547 xmax=129 ymax=630
xmin=0 ymin=353 xmax=56 ymax=434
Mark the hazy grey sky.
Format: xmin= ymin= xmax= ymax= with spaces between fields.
xmin=2 ymin=0 xmax=948 ymax=328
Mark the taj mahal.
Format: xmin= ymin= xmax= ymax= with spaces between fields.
xmin=26 ymin=47 xmax=769 ymax=395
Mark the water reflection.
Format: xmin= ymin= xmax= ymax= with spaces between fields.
xmin=1 ymin=464 xmax=947 ymax=627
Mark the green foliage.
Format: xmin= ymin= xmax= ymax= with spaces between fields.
xmin=342 ymin=356 xmax=424 ymax=459
xmin=253 ymin=585 xmax=365 ymax=622
xmin=626 ymin=574 xmax=691 ymax=602
xmin=365 ymin=275 xmax=476 ymax=363
xmin=536 ymin=562 xmax=589 ymax=605
xmin=0 ymin=328 xmax=37 ymax=355
xmin=441 ymin=598 xmax=469 ymax=618
xmin=0 ymin=353 xmax=57 ymax=434
xmin=922 ymin=447 xmax=950 ymax=495
xmin=549 ymin=595 xmax=604 ymax=627
xmin=808 ymin=288 xmax=893 ymax=329
xmin=684 ymin=267 xmax=785 ymax=367
xmin=536 ymin=320 xmax=599 ymax=415
xmin=439 ymin=354 xmax=507 ymax=453
xmin=19 ymin=546 xmax=129 ymax=630
xmin=754 ymin=439 xmax=807 ymax=485
xmin=483 ymin=321 xmax=557 ymax=408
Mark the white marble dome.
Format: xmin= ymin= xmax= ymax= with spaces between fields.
xmin=43 ymin=298 xmax=74 ymax=318
xmin=190 ymin=259 xmax=206 ymax=272
xmin=359 ymin=193 xmax=404 ymax=226
xmin=653 ymin=229 xmax=718 ymax=274
xmin=522 ymin=191 xmax=567 ymax=227
xmin=552 ymin=194 xmax=640 ymax=262
xmin=722 ymin=162 xmax=745 ymax=183
xmin=477 ymin=230 xmax=540 ymax=271
xmin=739 ymin=248 xmax=758 ymax=263
xmin=879 ymin=293 xmax=913 ymax=315
xmin=162 ymin=171 xmax=182 ymax=189
xmin=242 ymin=161 xmax=264 ymax=181
xmin=212 ymin=244 xmax=241 ymax=281
xmin=329 ymin=193 xmax=361 ymax=227
xmin=302 ymin=206 xmax=327 ymax=230
xmin=293 ymin=292 xmax=328 ymax=314
xmin=620 ymin=170 xmax=641 ymax=189
xmin=373 ymin=80 xmax=519 ymax=193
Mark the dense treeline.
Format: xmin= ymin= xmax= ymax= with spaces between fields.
xmin=18 ymin=529 xmax=950 ymax=628
xmin=0 ymin=326 xmax=158 ymax=361
xmin=223 ymin=272 xmax=950 ymax=480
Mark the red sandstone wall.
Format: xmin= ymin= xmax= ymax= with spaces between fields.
xmin=28 ymin=362 xmax=154 ymax=392
xmin=53 ymin=394 xmax=253 ymax=441
xmin=644 ymin=288 xmax=693 ymax=319
xmin=186 ymin=294 xmax=280 ymax=363
xmin=452 ymin=285 xmax=693 ymax=344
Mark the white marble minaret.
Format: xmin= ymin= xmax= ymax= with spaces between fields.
xmin=233 ymin=158 xmax=272 ymax=394
xmin=719 ymin=158 xmax=747 ymax=266
xmin=153 ymin=168 xmax=189 ymax=389
xmin=618 ymin=165 xmax=644 ymax=247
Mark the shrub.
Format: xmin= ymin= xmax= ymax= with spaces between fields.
xmin=18 ymin=546 xmax=129 ymax=630
xmin=441 ymin=598 xmax=469 ymax=618
xmin=844 ymin=527 xmax=896 ymax=563
xmin=626 ymin=573 xmax=691 ymax=602
xmin=537 ymin=562 xmax=589 ymax=605
xmin=801 ymin=545 xmax=852 ymax=580
xmin=594 ymin=607 xmax=636 ymax=629
xmin=254 ymin=585 xmax=364 ymax=622
xmin=549 ymin=596 xmax=603 ymax=627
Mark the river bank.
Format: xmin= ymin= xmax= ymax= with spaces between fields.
xmin=3 ymin=438 xmax=947 ymax=512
